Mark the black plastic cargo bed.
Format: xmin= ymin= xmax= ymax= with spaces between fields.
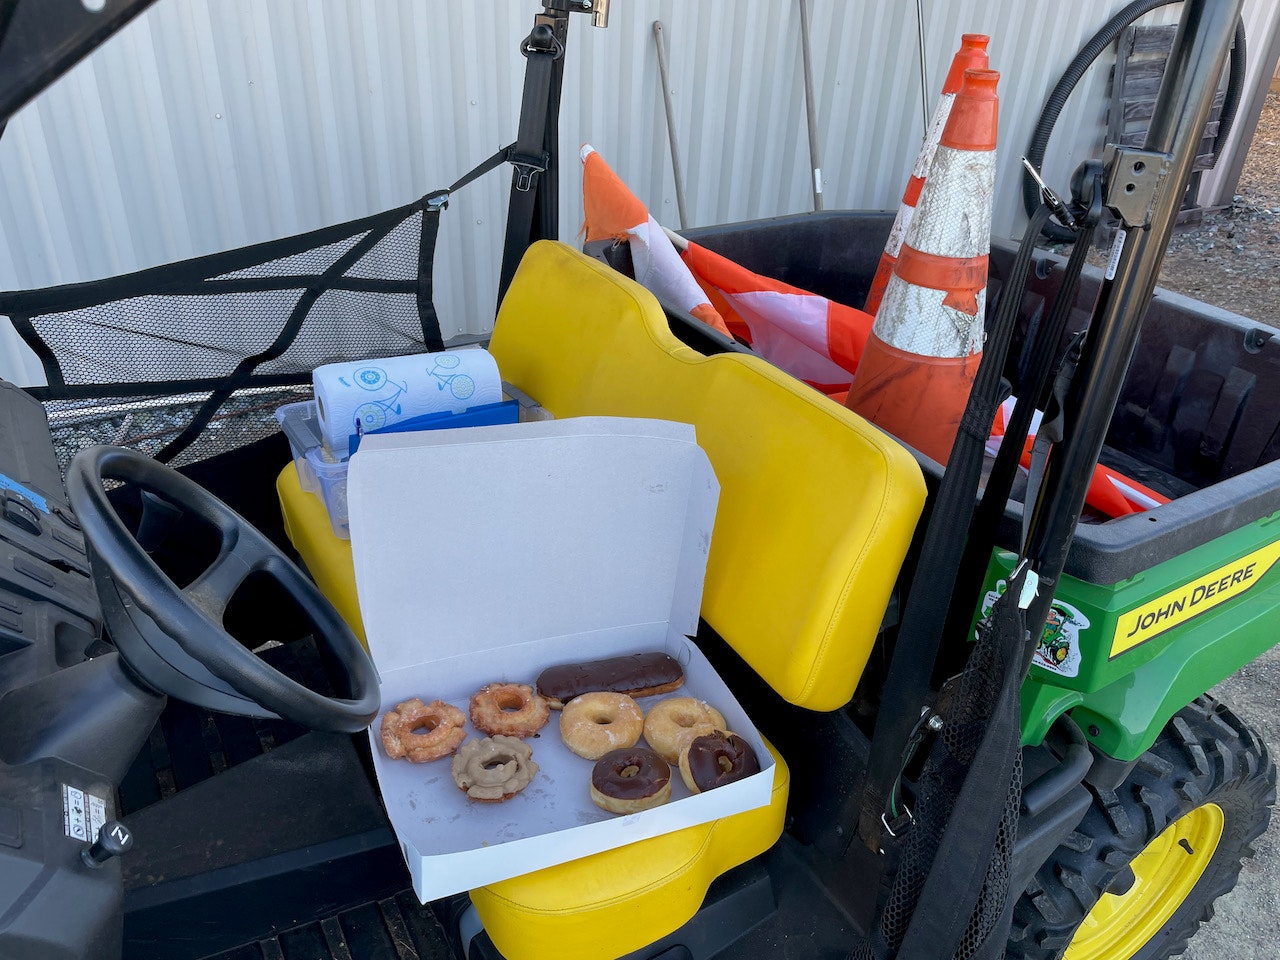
xmin=685 ymin=212 xmax=1280 ymax=586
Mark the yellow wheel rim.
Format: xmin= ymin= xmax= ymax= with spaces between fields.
xmin=1066 ymin=803 xmax=1224 ymax=960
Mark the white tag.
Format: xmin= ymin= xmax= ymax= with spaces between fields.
xmin=62 ymin=784 xmax=87 ymax=841
xmin=62 ymin=784 xmax=108 ymax=841
xmin=1105 ymin=229 xmax=1127 ymax=280
xmin=1019 ymin=569 xmax=1041 ymax=610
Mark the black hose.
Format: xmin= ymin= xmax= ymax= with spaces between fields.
xmin=1022 ymin=0 xmax=1246 ymax=242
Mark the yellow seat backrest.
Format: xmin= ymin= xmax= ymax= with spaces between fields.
xmin=489 ymin=242 xmax=926 ymax=711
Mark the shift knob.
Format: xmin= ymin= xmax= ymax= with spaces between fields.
xmin=82 ymin=820 xmax=133 ymax=867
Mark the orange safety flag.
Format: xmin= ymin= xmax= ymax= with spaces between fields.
xmin=988 ymin=399 xmax=1170 ymax=518
xmin=580 ymin=145 xmax=731 ymax=337
xmin=678 ymin=240 xmax=875 ymax=392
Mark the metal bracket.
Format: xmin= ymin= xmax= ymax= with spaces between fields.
xmin=1102 ymin=145 xmax=1174 ymax=228
xmin=544 ymin=0 xmax=609 ymax=28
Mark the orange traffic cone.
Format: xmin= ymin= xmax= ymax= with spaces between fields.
xmin=845 ymin=68 xmax=999 ymax=464
xmin=864 ymin=34 xmax=989 ymax=317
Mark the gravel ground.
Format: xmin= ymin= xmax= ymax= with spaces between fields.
xmin=1151 ymin=91 xmax=1280 ymax=960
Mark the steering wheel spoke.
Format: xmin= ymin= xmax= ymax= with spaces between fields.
xmin=181 ymin=534 xmax=265 ymax=623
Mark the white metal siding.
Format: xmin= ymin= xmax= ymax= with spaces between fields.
xmin=0 ymin=0 xmax=1273 ymax=385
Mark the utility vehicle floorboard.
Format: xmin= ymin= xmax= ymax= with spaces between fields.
xmin=119 ymin=618 xmax=862 ymax=960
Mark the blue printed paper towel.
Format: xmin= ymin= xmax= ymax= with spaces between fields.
xmin=313 ymin=350 xmax=502 ymax=457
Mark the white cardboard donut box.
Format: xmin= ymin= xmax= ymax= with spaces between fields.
xmin=348 ymin=417 xmax=776 ymax=903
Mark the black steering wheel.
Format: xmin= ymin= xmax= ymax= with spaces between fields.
xmin=65 ymin=445 xmax=380 ymax=733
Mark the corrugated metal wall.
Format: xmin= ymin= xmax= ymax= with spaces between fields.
xmin=0 ymin=0 xmax=1273 ymax=385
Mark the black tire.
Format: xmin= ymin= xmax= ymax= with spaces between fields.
xmin=1008 ymin=695 xmax=1276 ymax=960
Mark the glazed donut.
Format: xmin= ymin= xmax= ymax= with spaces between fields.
xmin=451 ymin=735 xmax=540 ymax=802
xmin=642 ymin=697 xmax=727 ymax=763
xmin=559 ymin=692 xmax=644 ymax=760
xmin=469 ymin=682 xmax=550 ymax=738
xmin=679 ymin=731 xmax=761 ymax=794
xmin=379 ymin=698 xmax=467 ymax=762
xmin=537 ymin=652 xmax=684 ymax=709
xmin=590 ymin=747 xmax=672 ymax=814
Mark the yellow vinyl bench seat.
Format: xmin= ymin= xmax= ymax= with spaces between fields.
xmin=277 ymin=240 xmax=926 ymax=960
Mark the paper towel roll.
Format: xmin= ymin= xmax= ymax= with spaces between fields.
xmin=313 ymin=350 xmax=502 ymax=457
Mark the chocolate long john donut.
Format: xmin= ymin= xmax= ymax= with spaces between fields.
xmin=537 ymin=652 xmax=683 ymax=709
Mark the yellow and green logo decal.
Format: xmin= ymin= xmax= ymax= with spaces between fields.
xmin=1111 ymin=539 xmax=1280 ymax=658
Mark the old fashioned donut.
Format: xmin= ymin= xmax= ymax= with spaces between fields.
xmin=559 ymin=691 xmax=644 ymax=760
xmin=451 ymin=735 xmax=540 ymax=802
xmin=679 ymin=730 xmax=761 ymax=794
xmin=537 ymin=652 xmax=684 ymax=709
xmin=469 ymin=682 xmax=550 ymax=738
xmin=379 ymin=698 xmax=467 ymax=762
xmin=643 ymin=697 xmax=727 ymax=763
xmin=590 ymin=747 xmax=672 ymax=814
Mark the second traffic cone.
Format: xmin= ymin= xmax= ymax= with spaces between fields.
xmin=845 ymin=68 xmax=999 ymax=465
xmin=864 ymin=34 xmax=989 ymax=317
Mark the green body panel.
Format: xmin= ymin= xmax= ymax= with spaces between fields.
xmin=996 ymin=510 xmax=1280 ymax=760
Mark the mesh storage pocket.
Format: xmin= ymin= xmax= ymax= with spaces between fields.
xmin=0 ymin=196 xmax=449 ymax=463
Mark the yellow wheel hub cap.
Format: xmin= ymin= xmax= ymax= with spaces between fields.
xmin=1066 ymin=802 xmax=1224 ymax=960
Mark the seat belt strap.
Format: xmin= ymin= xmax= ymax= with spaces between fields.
xmin=497 ymin=26 xmax=560 ymax=309
xmin=855 ymin=204 xmax=1052 ymax=850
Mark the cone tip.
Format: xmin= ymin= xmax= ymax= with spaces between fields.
xmin=942 ymin=34 xmax=991 ymax=93
xmin=580 ymin=143 xmax=596 ymax=163
xmin=959 ymin=68 xmax=1000 ymax=97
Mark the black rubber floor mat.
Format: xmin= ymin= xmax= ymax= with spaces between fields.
xmin=117 ymin=638 xmax=324 ymax=815
xmin=202 ymin=891 xmax=458 ymax=960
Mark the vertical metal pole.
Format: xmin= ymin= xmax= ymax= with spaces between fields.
xmin=798 ymin=0 xmax=824 ymax=210
xmin=1022 ymin=0 xmax=1245 ymax=633
xmin=915 ymin=0 xmax=929 ymax=133
xmin=652 ymin=21 xmax=690 ymax=229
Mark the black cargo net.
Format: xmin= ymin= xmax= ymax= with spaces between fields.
xmin=0 ymin=195 xmax=448 ymax=464
xmin=853 ymin=607 xmax=1025 ymax=960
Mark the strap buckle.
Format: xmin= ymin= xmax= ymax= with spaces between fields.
xmin=881 ymin=803 xmax=915 ymax=839
xmin=426 ymin=190 xmax=450 ymax=211
xmin=509 ymin=152 xmax=549 ymax=192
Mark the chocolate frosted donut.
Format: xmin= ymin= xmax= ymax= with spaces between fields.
xmin=590 ymin=747 xmax=672 ymax=814
xmin=679 ymin=731 xmax=761 ymax=794
xmin=537 ymin=652 xmax=683 ymax=709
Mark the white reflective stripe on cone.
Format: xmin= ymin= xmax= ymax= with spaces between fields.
xmin=873 ymin=277 xmax=987 ymax=358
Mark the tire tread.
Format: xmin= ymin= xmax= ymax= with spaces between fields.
xmin=1008 ymin=695 xmax=1276 ymax=960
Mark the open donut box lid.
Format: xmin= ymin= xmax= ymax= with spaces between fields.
xmin=347 ymin=417 xmax=776 ymax=903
